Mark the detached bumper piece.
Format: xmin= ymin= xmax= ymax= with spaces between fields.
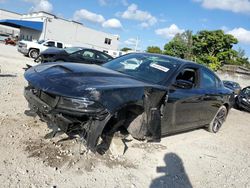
xmin=24 ymin=86 xmax=111 ymax=152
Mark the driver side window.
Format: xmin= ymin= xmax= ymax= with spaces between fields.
xmin=44 ymin=41 xmax=55 ymax=47
xmin=175 ymin=68 xmax=197 ymax=88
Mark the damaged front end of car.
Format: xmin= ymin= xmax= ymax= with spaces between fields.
xmin=23 ymin=62 xmax=168 ymax=152
xmin=24 ymin=85 xmax=112 ymax=152
xmin=24 ymin=84 xmax=168 ymax=153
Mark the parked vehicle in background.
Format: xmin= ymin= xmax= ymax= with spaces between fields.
xmin=223 ymin=80 xmax=241 ymax=96
xmin=236 ymin=86 xmax=250 ymax=112
xmin=24 ymin=53 xmax=234 ymax=152
xmin=5 ymin=38 xmax=17 ymax=46
xmin=18 ymin=39 xmax=66 ymax=59
xmin=35 ymin=47 xmax=113 ymax=65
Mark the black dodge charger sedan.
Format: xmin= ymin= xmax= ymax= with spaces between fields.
xmin=35 ymin=47 xmax=113 ymax=65
xmin=24 ymin=53 xmax=234 ymax=152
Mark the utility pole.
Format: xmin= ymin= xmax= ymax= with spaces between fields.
xmin=134 ymin=37 xmax=139 ymax=51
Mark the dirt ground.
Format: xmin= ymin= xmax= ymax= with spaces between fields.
xmin=0 ymin=44 xmax=250 ymax=188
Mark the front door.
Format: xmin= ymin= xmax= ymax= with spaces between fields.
xmin=161 ymin=66 xmax=207 ymax=134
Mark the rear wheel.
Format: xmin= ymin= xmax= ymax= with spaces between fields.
xmin=29 ymin=49 xmax=39 ymax=59
xmin=208 ymin=106 xmax=227 ymax=133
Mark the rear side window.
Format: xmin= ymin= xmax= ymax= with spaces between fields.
xmin=82 ymin=50 xmax=95 ymax=59
xmin=96 ymin=52 xmax=110 ymax=61
xmin=200 ymin=68 xmax=219 ymax=88
xmin=57 ymin=43 xmax=63 ymax=48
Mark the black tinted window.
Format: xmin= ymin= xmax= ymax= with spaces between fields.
xmin=46 ymin=41 xmax=55 ymax=47
xmin=243 ymin=87 xmax=250 ymax=96
xmin=57 ymin=43 xmax=63 ymax=48
xmin=176 ymin=68 xmax=197 ymax=87
xmin=96 ymin=52 xmax=112 ymax=61
xmin=200 ymin=69 xmax=217 ymax=88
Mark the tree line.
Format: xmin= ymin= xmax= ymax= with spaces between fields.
xmin=146 ymin=30 xmax=249 ymax=71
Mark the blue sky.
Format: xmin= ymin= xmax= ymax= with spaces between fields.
xmin=1 ymin=0 xmax=250 ymax=58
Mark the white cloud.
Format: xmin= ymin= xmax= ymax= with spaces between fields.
xmin=121 ymin=4 xmax=157 ymax=27
xmin=24 ymin=0 xmax=53 ymax=12
xmin=73 ymin=9 xmax=122 ymax=29
xmin=227 ymin=27 xmax=250 ymax=44
xmin=124 ymin=38 xmax=138 ymax=45
xmin=98 ymin=0 xmax=128 ymax=6
xmin=220 ymin=26 xmax=229 ymax=32
xmin=98 ymin=0 xmax=107 ymax=6
xmin=155 ymin=24 xmax=185 ymax=39
xmin=73 ymin=9 xmax=105 ymax=23
xmin=121 ymin=0 xmax=128 ymax=6
xmin=194 ymin=0 xmax=250 ymax=14
xmin=102 ymin=18 xmax=122 ymax=29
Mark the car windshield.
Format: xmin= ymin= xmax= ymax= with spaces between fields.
xmin=102 ymin=53 xmax=180 ymax=84
xmin=37 ymin=40 xmax=45 ymax=44
xmin=243 ymin=87 xmax=250 ymax=97
xmin=64 ymin=47 xmax=83 ymax=54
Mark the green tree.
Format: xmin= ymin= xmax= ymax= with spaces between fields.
xmin=236 ymin=48 xmax=249 ymax=65
xmin=164 ymin=30 xmax=193 ymax=60
xmin=146 ymin=46 xmax=162 ymax=54
xmin=192 ymin=30 xmax=238 ymax=69
xmin=121 ymin=47 xmax=132 ymax=52
xmin=163 ymin=29 xmax=249 ymax=71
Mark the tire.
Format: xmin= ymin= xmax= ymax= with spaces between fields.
xmin=34 ymin=55 xmax=43 ymax=63
xmin=29 ymin=49 xmax=39 ymax=59
xmin=208 ymin=106 xmax=227 ymax=133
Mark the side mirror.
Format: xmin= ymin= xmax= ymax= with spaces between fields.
xmin=173 ymin=80 xmax=193 ymax=89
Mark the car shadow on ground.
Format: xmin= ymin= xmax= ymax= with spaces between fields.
xmin=150 ymin=152 xmax=192 ymax=188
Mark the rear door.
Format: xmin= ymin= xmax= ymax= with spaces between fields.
xmin=199 ymin=68 xmax=225 ymax=123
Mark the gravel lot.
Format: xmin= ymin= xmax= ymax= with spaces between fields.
xmin=0 ymin=44 xmax=250 ymax=188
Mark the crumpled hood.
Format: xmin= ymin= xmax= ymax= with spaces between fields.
xmin=24 ymin=62 xmax=162 ymax=98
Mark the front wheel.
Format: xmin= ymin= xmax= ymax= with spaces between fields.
xmin=208 ymin=106 xmax=227 ymax=133
xmin=29 ymin=49 xmax=39 ymax=59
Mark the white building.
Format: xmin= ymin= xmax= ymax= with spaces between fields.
xmin=0 ymin=9 xmax=21 ymax=36
xmin=0 ymin=10 xmax=119 ymax=51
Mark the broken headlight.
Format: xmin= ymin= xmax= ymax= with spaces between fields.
xmin=57 ymin=97 xmax=104 ymax=113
